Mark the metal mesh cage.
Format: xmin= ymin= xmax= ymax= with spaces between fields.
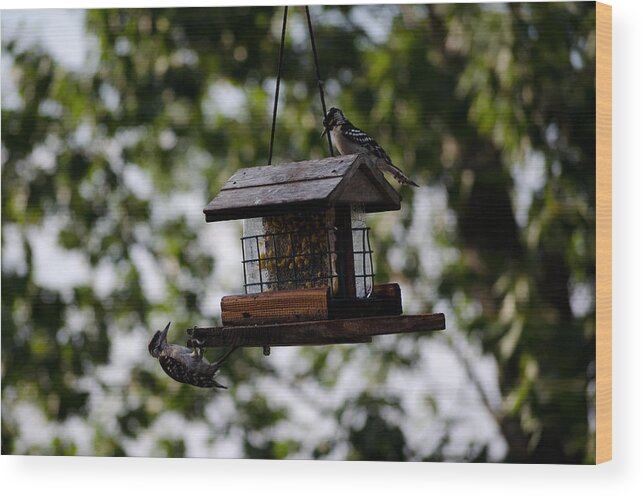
xmin=241 ymin=207 xmax=374 ymax=297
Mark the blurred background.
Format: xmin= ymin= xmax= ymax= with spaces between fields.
xmin=1 ymin=3 xmax=596 ymax=462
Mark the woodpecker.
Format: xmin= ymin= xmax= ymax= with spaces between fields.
xmin=322 ymin=107 xmax=419 ymax=187
xmin=148 ymin=322 xmax=237 ymax=389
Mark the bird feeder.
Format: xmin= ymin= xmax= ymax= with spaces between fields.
xmin=187 ymin=154 xmax=445 ymax=350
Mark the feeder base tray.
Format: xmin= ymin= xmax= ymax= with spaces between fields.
xmin=187 ymin=313 xmax=446 ymax=348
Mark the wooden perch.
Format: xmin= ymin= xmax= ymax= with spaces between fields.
xmin=221 ymin=287 xmax=331 ymax=326
xmin=221 ymin=284 xmax=403 ymax=326
xmin=187 ymin=313 xmax=445 ymax=348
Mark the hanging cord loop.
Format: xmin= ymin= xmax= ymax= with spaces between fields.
xmin=268 ymin=6 xmax=332 ymax=164
xmin=305 ymin=6 xmax=333 ymax=157
xmin=268 ymin=6 xmax=288 ymax=165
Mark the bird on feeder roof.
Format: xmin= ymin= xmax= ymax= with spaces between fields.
xmin=148 ymin=322 xmax=238 ymax=389
xmin=322 ymin=107 xmax=419 ymax=187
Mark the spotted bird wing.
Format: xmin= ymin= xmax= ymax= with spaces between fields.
xmin=158 ymin=355 xmax=226 ymax=389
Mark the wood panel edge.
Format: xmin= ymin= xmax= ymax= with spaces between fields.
xmin=596 ymin=0 xmax=612 ymax=464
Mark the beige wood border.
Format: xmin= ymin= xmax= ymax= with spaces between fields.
xmin=596 ymin=1 xmax=612 ymax=464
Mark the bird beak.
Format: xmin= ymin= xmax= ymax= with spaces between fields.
xmin=161 ymin=321 xmax=171 ymax=341
xmin=321 ymin=127 xmax=328 ymax=137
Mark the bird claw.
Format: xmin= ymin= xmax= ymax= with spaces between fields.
xmin=191 ymin=336 xmax=206 ymax=357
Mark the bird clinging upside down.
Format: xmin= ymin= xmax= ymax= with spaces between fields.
xmin=148 ymin=322 xmax=237 ymax=389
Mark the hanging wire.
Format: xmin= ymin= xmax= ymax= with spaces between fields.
xmin=305 ymin=6 xmax=334 ymax=157
xmin=268 ymin=6 xmax=333 ymax=163
xmin=268 ymin=6 xmax=288 ymax=165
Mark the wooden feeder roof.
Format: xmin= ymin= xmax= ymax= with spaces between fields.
xmin=203 ymin=154 xmax=401 ymax=222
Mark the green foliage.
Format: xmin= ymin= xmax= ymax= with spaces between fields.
xmin=2 ymin=4 xmax=596 ymax=462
